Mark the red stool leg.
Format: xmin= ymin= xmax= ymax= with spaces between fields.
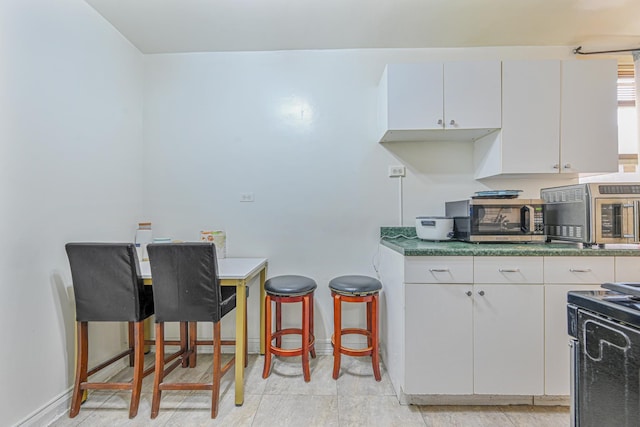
xmin=332 ymin=292 xmax=342 ymax=379
xmin=309 ymin=293 xmax=316 ymax=359
xmin=302 ymin=293 xmax=311 ymax=382
xmin=262 ymin=294 xmax=273 ymax=378
xmin=371 ymin=293 xmax=381 ymax=381
xmin=275 ymin=300 xmax=282 ymax=348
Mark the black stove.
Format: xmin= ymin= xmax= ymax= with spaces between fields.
xmin=568 ymin=284 xmax=640 ymax=330
xmin=567 ymin=282 xmax=640 ymax=427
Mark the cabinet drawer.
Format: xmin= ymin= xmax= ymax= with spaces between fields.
xmin=474 ymin=257 xmax=543 ymax=284
xmin=544 ymin=256 xmax=614 ymax=284
xmin=615 ymin=256 xmax=640 ymax=282
xmin=404 ymin=256 xmax=473 ymax=284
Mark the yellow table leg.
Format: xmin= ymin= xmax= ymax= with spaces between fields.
xmin=234 ymin=281 xmax=247 ymax=406
xmin=259 ymin=266 xmax=267 ymax=355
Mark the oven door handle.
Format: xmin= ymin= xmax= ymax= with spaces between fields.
xmin=622 ymin=202 xmax=639 ymax=241
xmin=634 ymin=201 xmax=640 ymax=242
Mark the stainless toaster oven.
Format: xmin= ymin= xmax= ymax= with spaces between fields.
xmin=541 ymin=182 xmax=640 ymax=246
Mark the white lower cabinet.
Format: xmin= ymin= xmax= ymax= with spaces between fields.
xmin=473 ymin=283 xmax=544 ymax=395
xmin=405 ymin=282 xmax=544 ymax=395
xmin=380 ymin=248 xmax=636 ymax=401
xmin=405 ymin=283 xmax=473 ymax=394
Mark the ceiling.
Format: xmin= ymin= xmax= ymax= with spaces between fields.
xmin=85 ymin=0 xmax=640 ymax=56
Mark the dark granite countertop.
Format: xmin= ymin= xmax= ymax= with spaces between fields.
xmin=380 ymin=227 xmax=640 ymax=257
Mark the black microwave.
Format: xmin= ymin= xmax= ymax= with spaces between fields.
xmin=445 ymin=198 xmax=545 ymax=243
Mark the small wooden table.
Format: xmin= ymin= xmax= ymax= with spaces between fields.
xmin=140 ymin=257 xmax=268 ymax=406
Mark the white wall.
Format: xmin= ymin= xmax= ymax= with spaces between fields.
xmin=142 ymin=46 xmax=577 ymax=349
xmin=0 ymin=0 xmax=144 ymax=425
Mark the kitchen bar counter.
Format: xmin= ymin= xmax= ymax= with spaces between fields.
xmin=380 ymin=227 xmax=640 ymax=257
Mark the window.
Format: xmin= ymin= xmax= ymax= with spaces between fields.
xmin=617 ymin=62 xmax=637 ymax=172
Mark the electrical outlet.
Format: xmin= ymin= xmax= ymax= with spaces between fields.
xmin=388 ymin=165 xmax=406 ymax=177
xmin=240 ymin=192 xmax=254 ymax=202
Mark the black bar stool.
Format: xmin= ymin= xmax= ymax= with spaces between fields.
xmin=262 ymin=275 xmax=317 ymax=382
xmin=65 ymin=243 xmax=155 ymax=419
xmin=329 ymin=275 xmax=382 ymax=381
xmin=147 ymin=242 xmax=236 ymax=419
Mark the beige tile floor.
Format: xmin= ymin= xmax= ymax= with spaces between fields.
xmin=49 ymin=354 xmax=570 ymax=426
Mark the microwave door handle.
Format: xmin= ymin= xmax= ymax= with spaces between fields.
xmin=521 ymin=205 xmax=532 ymax=233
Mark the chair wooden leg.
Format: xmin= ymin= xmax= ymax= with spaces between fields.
xmin=179 ymin=321 xmax=188 ymax=368
xmin=302 ymin=294 xmax=311 ymax=382
xmin=128 ymin=321 xmax=145 ymax=418
xmin=262 ymin=294 xmax=272 ymax=378
xmin=128 ymin=322 xmax=135 ymax=366
xmin=371 ymin=294 xmax=381 ymax=381
xmin=332 ymin=294 xmax=342 ymax=380
xmin=310 ymin=293 xmax=316 ymax=359
xmin=151 ymin=323 xmax=165 ymax=419
xmin=188 ymin=322 xmax=197 ymax=368
xmin=211 ymin=322 xmax=222 ymax=418
xmin=69 ymin=321 xmax=88 ymax=418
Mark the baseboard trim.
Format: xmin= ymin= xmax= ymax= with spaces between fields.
xmin=404 ymin=393 xmax=570 ymax=407
xmin=17 ymin=358 xmax=128 ymax=427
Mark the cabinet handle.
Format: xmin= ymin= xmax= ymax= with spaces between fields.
xmin=478 ymin=290 xmax=485 ymax=296
xmin=553 ymin=164 xmax=560 ymax=169
xmin=449 ymin=119 xmax=456 ymax=126
xmin=466 ymin=291 xmax=472 ymax=297
xmin=437 ymin=119 xmax=443 ymax=125
xmin=563 ymin=163 xmax=572 ymax=169
xmin=498 ymin=268 xmax=520 ymax=273
xmin=429 ymin=268 xmax=450 ymax=272
xmin=569 ymin=268 xmax=592 ymax=273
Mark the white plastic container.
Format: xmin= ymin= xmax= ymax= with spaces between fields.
xmin=415 ymin=216 xmax=454 ymax=241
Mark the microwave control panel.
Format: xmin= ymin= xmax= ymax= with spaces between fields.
xmin=534 ymin=207 xmax=544 ymax=233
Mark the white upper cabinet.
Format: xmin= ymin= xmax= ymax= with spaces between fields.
xmin=475 ymin=59 xmax=618 ymax=178
xmin=560 ymin=60 xmax=619 ymax=174
xmin=378 ymin=61 xmax=501 ymax=142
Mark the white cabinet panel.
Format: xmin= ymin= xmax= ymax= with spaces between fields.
xmin=474 ymin=256 xmax=543 ymax=284
xmin=405 ymin=283 xmax=473 ymax=394
xmin=544 ymin=284 xmax=602 ymax=395
xmin=383 ymin=63 xmax=443 ymax=133
xmin=499 ymin=60 xmax=561 ymax=174
xmin=615 ymin=257 xmax=640 ymax=282
xmin=444 ymin=61 xmax=501 ymax=130
xmin=473 ymin=284 xmax=544 ymax=395
xmin=404 ymin=256 xmax=474 ymax=284
xmin=544 ymin=256 xmax=614 ymax=284
xmin=560 ymin=60 xmax=618 ymax=174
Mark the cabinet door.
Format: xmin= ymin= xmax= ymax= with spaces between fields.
xmin=544 ymin=283 xmax=602 ymax=395
xmin=615 ymin=256 xmax=640 ymax=281
xmin=385 ymin=63 xmax=443 ymax=132
xmin=560 ymin=59 xmax=618 ymax=174
xmin=405 ymin=283 xmax=473 ymax=394
xmin=444 ymin=60 xmax=501 ymax=130
xmin=473 ymin=284 xmax=544 ymax=395
xmin=500 ymin=60 xmax=561 ymax=173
